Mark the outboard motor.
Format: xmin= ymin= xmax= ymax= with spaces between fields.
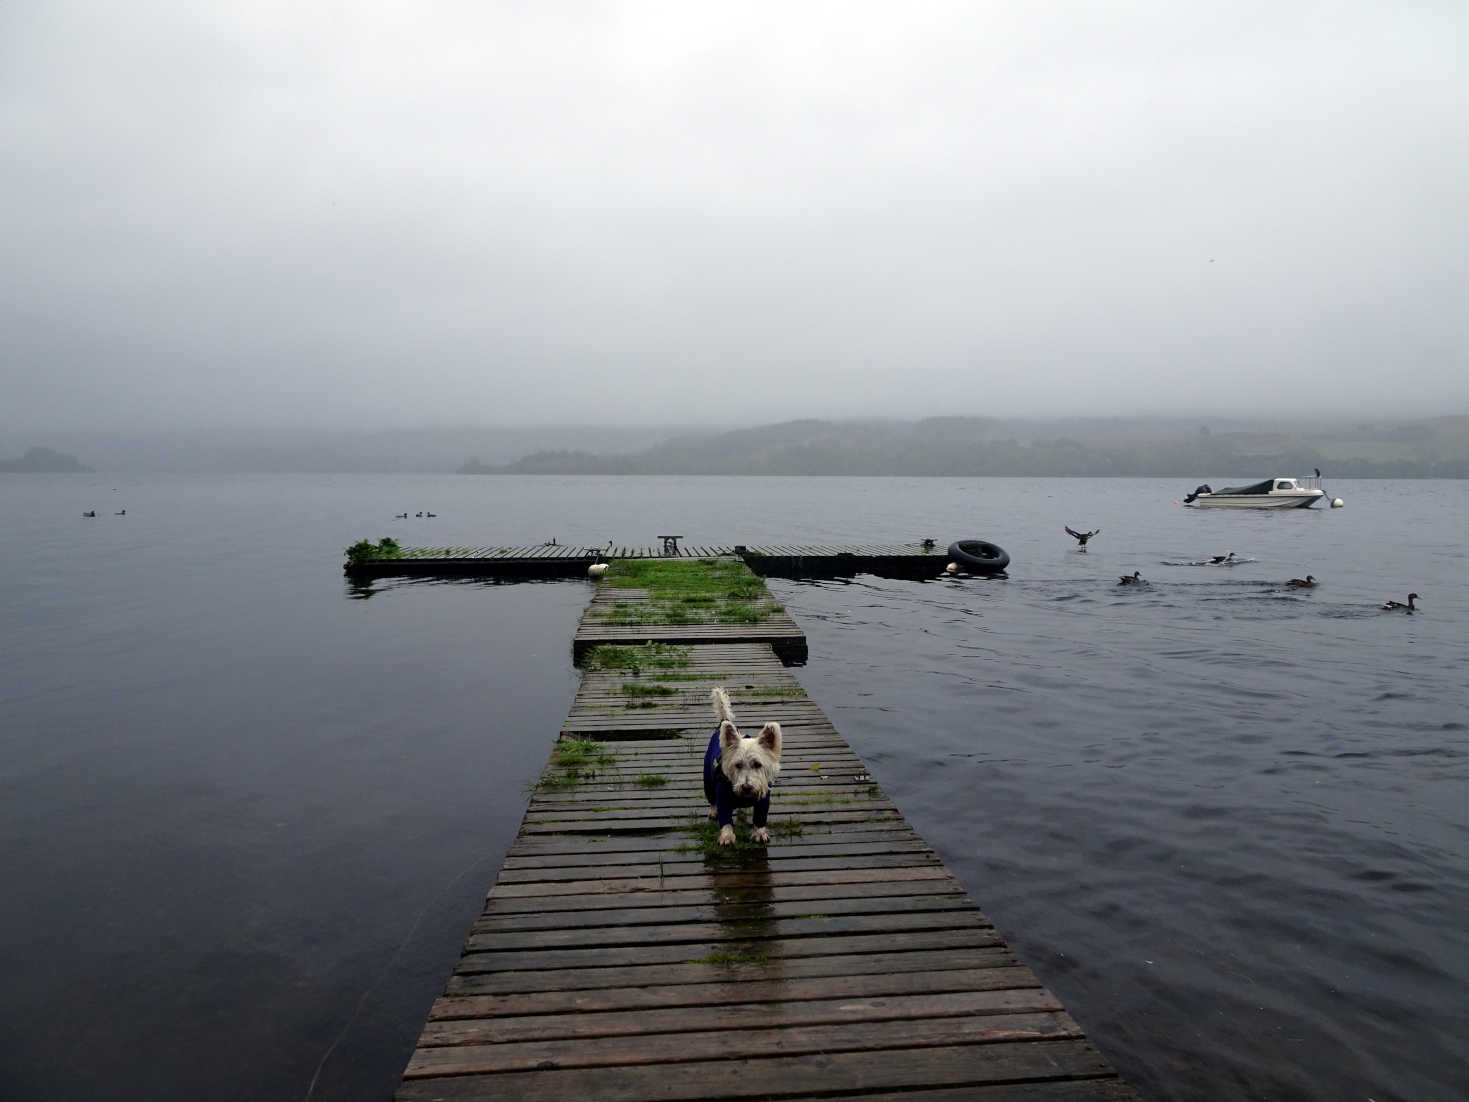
xmin=1183 ymin=484 xmax=1212 ymax=504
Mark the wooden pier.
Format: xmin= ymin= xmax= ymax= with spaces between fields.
xmin=345 ymin=542 xmax=958 ymax=581
xmin=396 ymin=559 xmax=1134 ymax=1101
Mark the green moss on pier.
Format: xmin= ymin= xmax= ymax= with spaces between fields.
xmin=593 ymin=558 xmax=781 ymax=626
xmin=584 ymin=643 xmax=692 ymax=674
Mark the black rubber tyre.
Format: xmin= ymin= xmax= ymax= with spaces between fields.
xmin=947 ymin=539 xmax=1010 ymax=574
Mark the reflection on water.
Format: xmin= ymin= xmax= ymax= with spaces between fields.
xmin=345 ymin=576 xmax=378 ymax=600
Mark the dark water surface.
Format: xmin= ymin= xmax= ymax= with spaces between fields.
xmin=1 ymin=474 xmax=1465 ymax=1100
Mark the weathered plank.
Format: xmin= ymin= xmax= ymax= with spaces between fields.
xmin=429 ymin=965 xmax=1042 ymax=1019
xmin=405 ymin=1012 xmax=1086 ymax=1076
xmin=443 ymin=947 xmax=1026 ymax=997
xmin=399 ymin=1041 xmax=1119 ymax=1101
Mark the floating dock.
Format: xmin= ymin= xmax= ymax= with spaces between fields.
xmin=345 ymin=542 xmax=955 ymax=581
xmin=396 ymin=559 xmax=1135 ymax=1100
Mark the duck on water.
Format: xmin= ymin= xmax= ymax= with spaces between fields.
xmin=1118 ymin=571 xmax=1143 ymax=585
xmin=1065 ymin=526 xmax=1100 ymax=551
xmin=1383 ymin=593 xmax=1420 ymax=612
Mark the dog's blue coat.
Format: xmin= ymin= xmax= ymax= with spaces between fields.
xmin=703 ymin=728 xmax=770 ymax=829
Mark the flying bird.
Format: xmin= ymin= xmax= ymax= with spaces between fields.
xmin=1382 ymin=593 xmax=1419 ymax=612
xmin=1065 ymin=526 xmax=1101 ymax=550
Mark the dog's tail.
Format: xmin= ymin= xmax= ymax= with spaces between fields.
xmin=710 ymin=686 xmax=736 ymax=727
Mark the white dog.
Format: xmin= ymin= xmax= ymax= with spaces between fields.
xmin=703 ymin=687 xmax=782 ymax=846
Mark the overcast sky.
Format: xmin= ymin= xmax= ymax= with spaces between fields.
xmin=3 ymin=1 xmax=1466 ymax=435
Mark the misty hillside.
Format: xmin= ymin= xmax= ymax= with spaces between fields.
xmin=0 ymin=446 xmax=93 ymax=473
xmin=467 ymin=416 xmax=1469 ymax=478
xmin=14 ymin=425 xmax=682 ymax=474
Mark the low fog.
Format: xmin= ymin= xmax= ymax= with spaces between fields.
xmin=3 ymin=1 xmax=1466 ymax=442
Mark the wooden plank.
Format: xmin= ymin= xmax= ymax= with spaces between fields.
xmin=472 ymin=891 xmax=972 ymax=932
xmin=490 ymin=855 xmax=943 ymax=893
xmin=829 ymin=1084 xmax=1141 ymax=1102
xmin=462 ymin=910 xmax=991 ymax=954
xmin=397 ymin=1041 xmax=1122 ymax=1100
xmin=444 ymin=947 xmax=1024 ymax=997
xmin=451 ymin=929 xmax=1007 ymax=974
xmin=480 ymin=875 xmax=961 ymax=917
xmin=418 ymin=994 xmax=1069 ymax=1051
xmin=487 ymin=864 xmax=961 ymax=899
xmin=497 ymin=838 xmax=935 ymax=868
xmin=405 ymin=1012 xmax=1085 ymax=1076
xmin=430 ymin=965 xmax=1041 ymax=1019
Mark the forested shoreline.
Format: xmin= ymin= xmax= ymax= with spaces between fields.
xmin=460 ymin=416 xmax=1469 ymax=478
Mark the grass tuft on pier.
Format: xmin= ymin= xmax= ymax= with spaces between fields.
xmin=531 ymin=736 xmax=619 ymax=792
xmin=678 ymin=815 xmax=805 ymax=859
xmin=344 ymin=536 xmax=402 ymax=565
xmin=584 ymin=643 xmax=691 ymax=674
xmin=595 ymin=558 xmax=781 ymax=626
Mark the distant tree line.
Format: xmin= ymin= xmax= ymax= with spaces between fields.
xmin=0 ymin=446 xmax=92 ymax=473
xmin=459 ymin=416 xmax=1469 ymax=478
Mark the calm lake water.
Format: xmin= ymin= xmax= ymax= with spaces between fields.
xmin=1 ymin=473 xmax=1465 ymax=1101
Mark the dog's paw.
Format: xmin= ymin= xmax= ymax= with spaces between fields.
xmin=752 ymin=826 xmax=771 ymax=845
xmin=717 ymin=825 xmax=736 ymax=846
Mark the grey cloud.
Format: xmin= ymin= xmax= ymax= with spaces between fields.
xmin=4 ymin=1 xmax=1466 ymax=438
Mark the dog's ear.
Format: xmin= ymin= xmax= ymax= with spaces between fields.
xmin=719 ymin=720 xmax=741 ymax=752
xmin=757 ymin=722 xmax=781 ymax=757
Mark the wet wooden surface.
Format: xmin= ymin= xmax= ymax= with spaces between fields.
xmin=397 ymin=587 xmax=1135 ymax=1100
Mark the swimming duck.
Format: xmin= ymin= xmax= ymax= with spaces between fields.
xmin=115 ymin=509 xmax=126 ymax=516
xmin=1118 ymin=571 xmax=1142 ymax=585
xmin=1383 ymin=593 xmax=1419 ymax=612
xmin=1065 ymin=526 xmax=1100 ymax=551
xmin=394 ymin=512 xmax=408 ymax=519
xmin=1287 ymin=575 xmax=1316 ymax=588
xmin=425 ymin=511 xmax=436 ymax=518
xmin=82 ymin=510 xmax=96 ymax=517
xmin=1209 ymin=551 xmax=1234 ymax=564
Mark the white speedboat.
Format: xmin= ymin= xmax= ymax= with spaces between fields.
xmin=1182 ymin=474 xmax=1326 ymax=509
